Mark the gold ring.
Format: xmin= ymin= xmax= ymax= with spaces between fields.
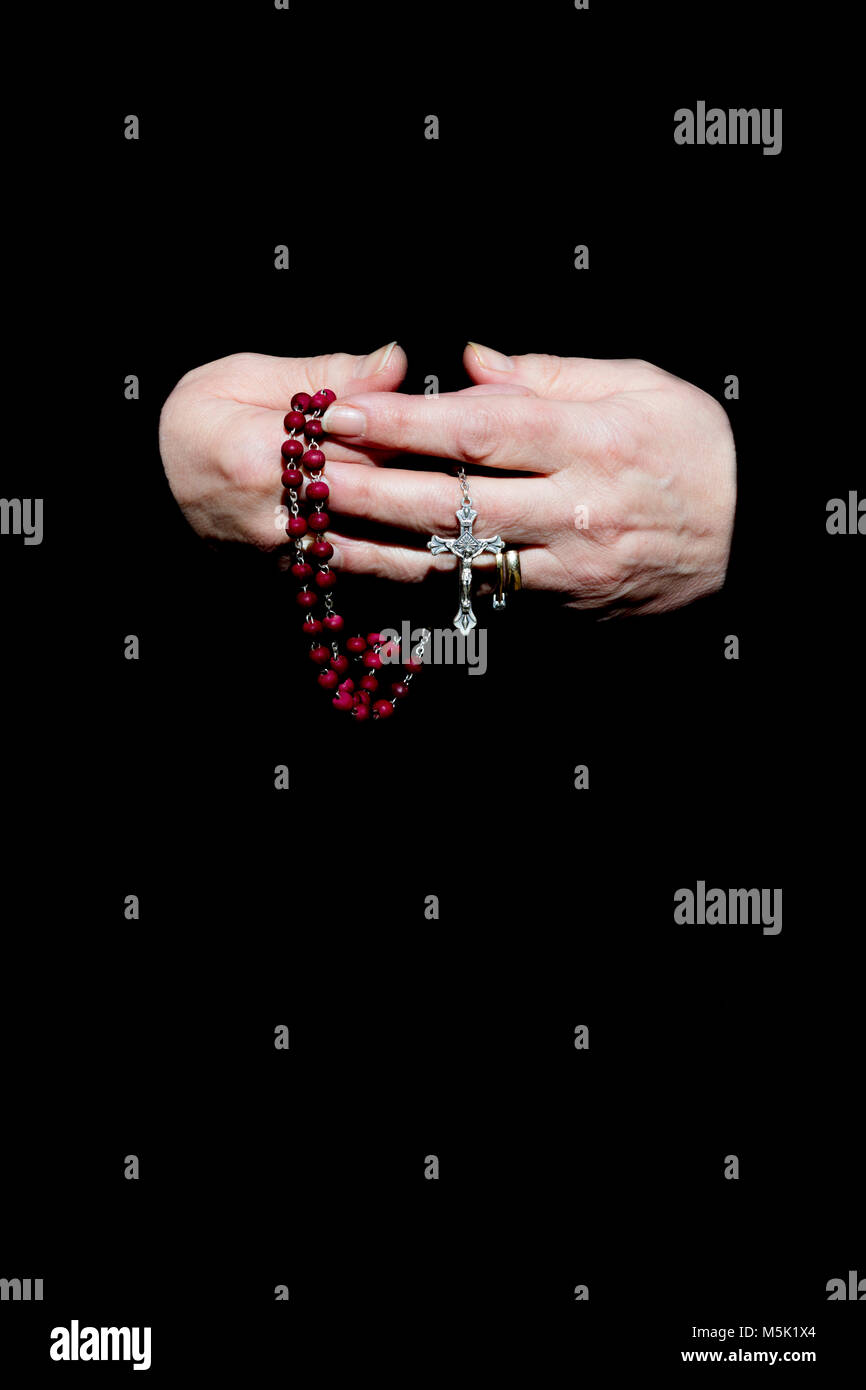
xmin=493 ymin=548 xmax=522 ymax=611
xmin=494 ymin=551 xmax=507 ymax=610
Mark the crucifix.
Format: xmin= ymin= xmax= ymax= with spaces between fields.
xmin=428 ymin=472 xmax=504 ymax=634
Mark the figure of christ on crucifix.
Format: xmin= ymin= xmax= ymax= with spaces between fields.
xmin=427 ymin=500 xmax=504 ymax=634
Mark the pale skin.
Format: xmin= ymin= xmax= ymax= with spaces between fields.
xmin=159 ymin=341 xmax=736 ymax=617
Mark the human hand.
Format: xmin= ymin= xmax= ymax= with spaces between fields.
xmin=158 ymin=342 xmax=407 ymax=548
xmin=318 ymin=345 xmax=737 ymax=615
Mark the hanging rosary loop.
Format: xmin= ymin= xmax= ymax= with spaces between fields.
xmin=280 ymin=392 xmax=520 ymax=720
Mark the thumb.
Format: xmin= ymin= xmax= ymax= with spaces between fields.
xmin=301 ymin=340 xmax=408 ymax=399
xmin=463 ymin=342 xmax=627 ymax=401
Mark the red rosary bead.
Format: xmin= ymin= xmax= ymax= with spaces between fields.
xmin=283 ymin=386 xmax=427 ymax=722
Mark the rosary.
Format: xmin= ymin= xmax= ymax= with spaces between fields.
xmin=280 ymin=388 xmax=521 ymax=720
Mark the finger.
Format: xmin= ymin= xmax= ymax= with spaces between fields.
xmin=463 ymin=342 xmax=664 ymax=400
xmin=320 ymin=390 xmax=605 ymax=472
xmin=323 ymin=456 xmax=554 ymax=542
xmin=227 ymin=402 xmax=405 ymax=482
xmin=297 ymin=530 xmax=550 ymax=591
xmin=433 ymin=382 xmax=537 ymax=399
xmin=200 ymin=341 xmax=409 ymax=409
xmin=241 ymin=386 xmax=537 ymax=494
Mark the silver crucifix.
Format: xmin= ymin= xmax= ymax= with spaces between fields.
xmin=427 ymin=472 xmax=504 ymax=633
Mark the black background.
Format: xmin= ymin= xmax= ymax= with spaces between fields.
xmin=2 ymin=0 xmax=863 ymax=1379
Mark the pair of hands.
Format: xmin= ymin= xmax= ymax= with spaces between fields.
xmin=159 ymin=342 xmax=736 ymax=616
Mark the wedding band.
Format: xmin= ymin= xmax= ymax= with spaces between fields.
xmin=494 ymin=551 xmax=506 ymax=610
xmin=505 ymin=549 xmax=522 ymax=592
xmin=493 ymin=548 xmax=522 ymax=610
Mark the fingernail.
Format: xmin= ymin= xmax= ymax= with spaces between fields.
xmin=321 ymin=404 xmax=366 ymax=435
xmin=467 ymin=341 xmax=514 ymax=370
xmin=359 ymin=340 xmax=398 ymax=375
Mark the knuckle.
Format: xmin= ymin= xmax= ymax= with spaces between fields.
xmin=315 ymin=350 xmax=341 ymax=377
xmin=452 ymin=405 xmax=501 ymax=465
xmin=343 ymin=461 xmax=375 ymax=517
xmin=486 ymin=480 xmax=542 ymax=539
xmin=623 ymin=400 xmax=656 ymax=449
xmin=590 ymin=402 xmax=638 ymax=467
xmin=528 ymin=353 xmax=565 ymax=391
xmin=359 ymin=399 xmax=413 ymax=453
xmin=389 ymin=548 xmax=427 ymax=584
xmin=522 ymin=398 xmax=559 ymax=448
xmin=431 ymin=483 xmax=462 ymax=532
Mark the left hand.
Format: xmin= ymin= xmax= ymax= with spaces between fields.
xmin=317 ymin=344 xmax=737 ymax=616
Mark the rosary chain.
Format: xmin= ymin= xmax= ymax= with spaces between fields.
xmin=282 ymin=391 xmax=434 ymax=720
